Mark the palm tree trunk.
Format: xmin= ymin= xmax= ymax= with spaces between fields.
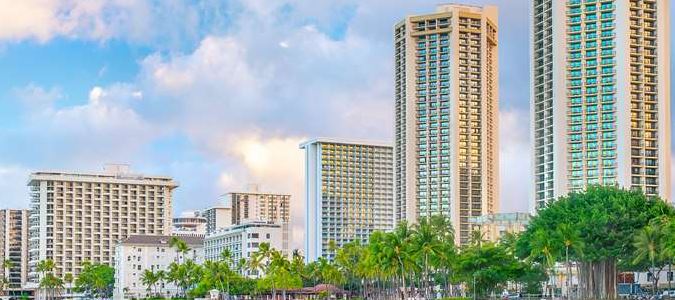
xmin=398 ymin=259 xmax=407 ymax=300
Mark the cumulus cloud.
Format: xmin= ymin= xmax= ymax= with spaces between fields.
xmin=499 ymin=109 xmax=532 ymax=213
xmin=1 ymin=0 xmax=538 ymax=250
xmin=0 ymin=0 xmax=205 ymax=47
xmin=0 ymin=165 xmax=30 ymax=209
xmin=3 ymin=84 xmax=158 ymax=169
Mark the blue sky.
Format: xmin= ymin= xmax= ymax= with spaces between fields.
xmin=0 ymin=0 xmax=673 ymax=247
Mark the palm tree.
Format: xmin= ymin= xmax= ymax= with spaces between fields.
xmin=528 ymin=229 xmax=559 ymax=297
xmin=63 ymin=273 xmax=73 ymax=297
xmin=413 ymin=216 xmax=446 ymax=299
xmin=219 ymin=249 xmax=234 ymax=298
xmin=169 ymin=237 xmax=190 ymax=263
xmin=386 ymin=222 xmax=414 ymax=300
xmin=633 ymin=223 xmax=668 ymax=295
xmin=558 ymin=223 xmax=583 ymax=299
xmin=36 ymin=259 xmax=56 ymax=300
xmin=141 ymin=269 xmax=159 ymax=297
xmin=1 ymin=259 xmax=13 ymax=295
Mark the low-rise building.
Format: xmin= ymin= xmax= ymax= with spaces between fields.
xmin=468 ymin=212 xmax=530 ymax=242
xmin=113 ymin=235 xmax=204 ymax=300
xmin=172 ymin=211 xmax=207 ymax=237
xmin=204 ymin=221 xmax=284 ymax=278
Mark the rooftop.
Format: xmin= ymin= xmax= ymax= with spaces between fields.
xmin=28 ymin=164 xmax=178 ymax=187
xmin=120 ymin=235 xmax=204 ymax=246
xmin=299 ymin=137 xmax=392 ymax=149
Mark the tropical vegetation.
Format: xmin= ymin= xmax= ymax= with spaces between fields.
xmin=28 ymin=186 xmax=675 ymax=300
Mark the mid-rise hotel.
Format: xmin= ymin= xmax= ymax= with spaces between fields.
xmin=301 ymin=138 xmax=394 ymax=262
xmin=27 ymin=165 xmax=177 ymax=284
xmin=395 ymin=4 xmax=499 ymax=244
xmin=532 ymin=0 xmax=671 ymax=207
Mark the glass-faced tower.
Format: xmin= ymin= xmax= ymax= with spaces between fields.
xmin=532 ymin=0 xmax=671 ymax=208
xmin=395 ymin=4 xmax=499 ymax=244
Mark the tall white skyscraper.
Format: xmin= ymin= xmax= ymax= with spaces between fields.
xmin=531 ymin=0 xmax=671 ymax=208
xmin=27 ymin=165 xmax=177 ymax=284
xmin=395 ymin=4 xmax=499 ymax=244
xmin=301 ymin=138 xmax=394 ymax=262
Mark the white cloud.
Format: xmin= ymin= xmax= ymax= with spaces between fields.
xmin=499 ymin=109 xmax=532 ymax=213
xmin=0 ymin=165 xmax=30 ymax=209
xmin=0 ymin=0 xmax=205 ymax=47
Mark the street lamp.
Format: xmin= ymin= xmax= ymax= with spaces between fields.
xmin=473 ymin=273 xmax=477 ymax=300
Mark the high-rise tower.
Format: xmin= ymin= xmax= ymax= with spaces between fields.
xmin=395 ymin=4 xmax=499 ymax=245
xmin=532 ymin=0 xmax=671 ymax=208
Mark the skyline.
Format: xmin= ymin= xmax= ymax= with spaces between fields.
xmin=1 ymin=0 xmax=675 ymax=251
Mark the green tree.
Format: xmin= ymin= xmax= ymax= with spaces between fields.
xmin=517 ymin=186 xmax=674 ymax=300
xmin=36 ymin=259 xmax=58 ymax=300
xmin=73 ymin=262 xmax=115 ymax=298
xmin=141 ymin=269 xmax=160 ymax=296
xmin=1 ymin=259 xmax=13 ymax=295
xmin=170 ymin=236 xmax=190 ymax=263
xmin=167 ymin=259 xmax=202 ymax=298
xmin=633 ymin=222 xmax=668 ymax=295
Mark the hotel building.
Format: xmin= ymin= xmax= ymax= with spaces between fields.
xmin=224 ymin=187 xmax=290 ymax=252
xmin=532 ymin=0 xmax=671 ymax=207
xmin=395 ymin=4 xmax=499 ymax=244
xmin=203 ymin=221 xmax=283 ymax=278
xmin=27 ymin=165 xmax=177 ymax=284
xmin=0 ymin=209 xmax=29 ymax=289
xmin=301 ymin=138 xmax=394 ymax=262
xmin=113 ymin=235 xmax=204 ymax=299
xmin=202 ymin=206 xmax=232 ymax=235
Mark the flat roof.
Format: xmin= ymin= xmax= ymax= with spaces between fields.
xmin=120 ymin=235 xmax=204 ymax=246
xmin=299 ymin=137 xmax=392 ymax=149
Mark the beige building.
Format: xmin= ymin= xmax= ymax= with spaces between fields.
xmin=202 ymin=206 xmax=232 ymax=235
xmin=224 ymin=187 xmax=290 ymax=251
xmin=0 ymin=209 xmax=29 ymax=289
xmin=300 ymin=138 xmax=394 ymax=262
xmin=468 ymin=212 xmax=530 ymax=242
xmin=395 ymin=4 xmax=499 ymax=244
xmin=27 ymin=164 xmax=177 ymax=285
xmin=532 ymin=0 xmax=671 ymax=208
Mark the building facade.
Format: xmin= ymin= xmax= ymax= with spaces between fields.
xmin=202 ymin=206 xmax=232 ymax=235
xmin=468 ymin=212 xmax=530 ymax=242
xmin=224 ymin=188 xmax=290 ymax=252
xmin=0 ymin=209 xmax=29 ymax=289
xmin=113 ymin=235 xmax=204 ymax=299
xmin=531 ymin=0 xmax=671 ymax=208
xmin=395 ymin=4 xmax=499 ymax=244
xmin=172 ymin=211 xmax=207 ymax=237
xmin=300 ymin=138 xmax=394 ymax=262
xmin=27 ymin=165 xmax=177 ymax=285
xmin=203 ymin=221 xmax=283 ymax=278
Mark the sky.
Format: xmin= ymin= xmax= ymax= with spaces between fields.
xmin=0 ymin=0 xmax=673 ymax=249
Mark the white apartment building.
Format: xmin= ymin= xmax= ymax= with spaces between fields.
xmin=0 ymin=209 xmax=29 ymax=290
xmin=300 ymin=138 xmax=394 ymax=262
xmin=202 ymin=206 xmax=232 ymax=235
xmin=172 ymin=211 xmax=207 ymax=237
xmin=395 ymin=4 xmax=499 ymax=244
xmin=224 ymin=187 xmax=290 ymax=252
xmin=113 ymin=235 xmax=204 ymax=299
xmin=531 ymin=0 xmax=671 ymax=208
xmin=27 ymin=164 xmax=177 ymax=285
xmin=203 ymin=221 xmax=284 ymax=278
